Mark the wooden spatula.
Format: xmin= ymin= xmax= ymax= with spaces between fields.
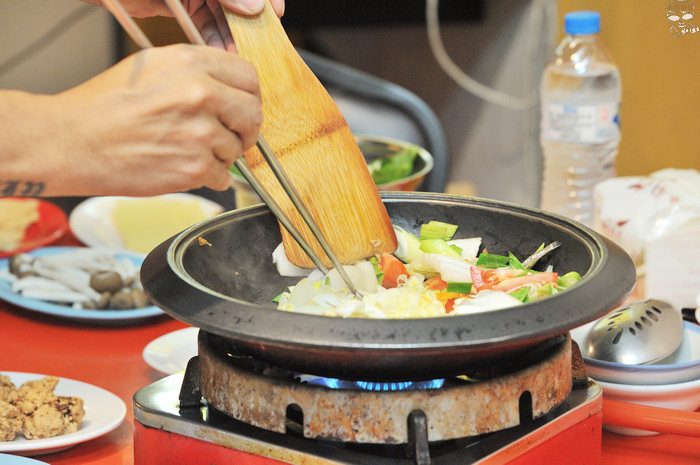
xmin=223 ymin=2 xmax=397 ymax=269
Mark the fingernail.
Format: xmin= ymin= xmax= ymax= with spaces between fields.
xmin=238 ymin=0 xmax=265 ymax=14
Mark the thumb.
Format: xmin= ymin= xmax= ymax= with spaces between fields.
xmin=222 ymin=0 xmax=265 ymax=15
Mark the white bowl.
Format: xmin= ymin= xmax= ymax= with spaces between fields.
xmin=598 ymin=376 xmax=700 ymax=436
xmin=570 ymin=320 xmax=700 ymax=385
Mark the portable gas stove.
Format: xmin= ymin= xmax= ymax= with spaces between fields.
xmin=133 ymin=330 xmax=603 ymax=465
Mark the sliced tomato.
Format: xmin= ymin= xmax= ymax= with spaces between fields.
xmin=491 ymin=272 xmax=558 ymax=293
xmin=424 ymin=276 xmax=448 ymax=291
xmin=378 ymin=253 xmax=409 ymax=288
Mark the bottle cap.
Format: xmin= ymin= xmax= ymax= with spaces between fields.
xmin=564 ymin=11 xmax=601 ymax=35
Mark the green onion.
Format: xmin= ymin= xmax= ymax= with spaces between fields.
xmin=446 ymin=282 xmax=473 ymax=294
xmin=419 ymin=239 xmax=462 ymax=259
xmin=528 ymin=283 xmax=557 ymax=301
xmin=369 ymin=256 xmax=385 ymax=285
xmin=449 ymin=244 xmax=463 ymax=255
xmin=419 ymin=221 xmax=459 ymax=241
xmin=393 ymin=226 xmax=424 ymax=263
xmin=557 ymin=271 xmax=581 ymax=289
xmin=476 ymin=253 xmax=510 ymax=269
xmin=510 ymin=287 xmax=530 ymax=302
xmin=508 ymin=252 xmax=526 ymax=270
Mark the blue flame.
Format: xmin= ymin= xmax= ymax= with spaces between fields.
xmin=303 ymin=377 xmax=445 ymax=391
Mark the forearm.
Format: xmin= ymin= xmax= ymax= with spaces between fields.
xmin=0 ymin=91 xmax=80 ymax=197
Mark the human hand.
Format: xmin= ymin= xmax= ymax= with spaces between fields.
xmin=45 ymin=44 xmax=262 ymax=196
xmin=85 ymin=0 xmax=285 ymax=52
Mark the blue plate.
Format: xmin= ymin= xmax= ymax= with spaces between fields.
xmin=0 ymin=453 xmax=49 ymax=464
xmin=0 ymin=246 xmax=164 ymax=323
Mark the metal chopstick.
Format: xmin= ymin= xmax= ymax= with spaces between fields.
xmin=103 ymin=0 xmax=361 ymax=297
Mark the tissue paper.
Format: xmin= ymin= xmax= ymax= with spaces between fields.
xmin=594 ymin=168 xmax=700 ymax=309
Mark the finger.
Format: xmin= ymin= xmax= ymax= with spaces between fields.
xmin=209 ymin=118 xmax=246 ymax=167
xmin=204 ymin=51 xmax=261 ymax=100
xmin=221 ymin=0 xmax=264 ymax=15
xmin=269 ymin=0 xmax=285 ymax=17
xmin=206 ymin=156 xmax=235 ymax=191
xmin=189 ymin=4 xmax=227 ymax=50
xmin=216 ymin=88 xmax=262 ymax=152
xmin=220 ymin=0 xmax=284 ymax=17
xmin=207 ymin=1 xmax=236 ymax=52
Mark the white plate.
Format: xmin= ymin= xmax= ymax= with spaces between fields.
xmin=0 ymin=247 xmax=164 ymax=323
xmin=69 ymin=194 xmax=224 ymax=255
xmin=143 ymin=327 xmax=198 ymax=374
xmin=0 ymin=372 xmax=126 ymax=456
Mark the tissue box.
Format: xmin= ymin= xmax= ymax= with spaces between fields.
xmin=594 ymin=169 xmax=700 ymax=309
xmin=645 ymin=219 xmax=700 ymax=309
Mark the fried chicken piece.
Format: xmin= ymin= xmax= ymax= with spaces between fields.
xmin=0 ymin=375 xmax=17 ymax=403
xmin=0 ymin=400 xmax=23 ymax=441
xmin=14 ymin=376 xmax=85 ymax=440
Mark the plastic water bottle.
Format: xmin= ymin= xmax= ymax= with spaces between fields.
xmin=539 ymin=11 xmax=621 ymax=228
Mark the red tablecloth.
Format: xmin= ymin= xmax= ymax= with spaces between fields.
xmin=0 ymin=232 xmax=698 ymax=464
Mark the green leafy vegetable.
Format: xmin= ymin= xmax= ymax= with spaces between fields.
xmin=367 ymin=146 xmax=419 ymax=185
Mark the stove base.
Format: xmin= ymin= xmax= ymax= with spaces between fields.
xmin=133 ymin=374 xmax=602 ymax=465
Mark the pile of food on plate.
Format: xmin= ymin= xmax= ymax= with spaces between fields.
xmin=274 ymin=221 xmax=581 ymax=319
xmin=0 ymin=248 xmax=150 ymax=310
xmin=0 ymin=373 xmax=85 ymax=441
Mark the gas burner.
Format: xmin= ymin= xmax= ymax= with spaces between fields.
xmin=183 ymin=330 xmax=574 ymax=444
xmin=133 ymin=331 xmax=603 ymax=465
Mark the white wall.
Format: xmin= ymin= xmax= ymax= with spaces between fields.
xmin=305 ymin=0 xmax=555 ymax=206
xmin=0 ymin=0 xmax=115 ymax=94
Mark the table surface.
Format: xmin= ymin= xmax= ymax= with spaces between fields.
xmin=0 ymin=231 xmax=698 ymax=465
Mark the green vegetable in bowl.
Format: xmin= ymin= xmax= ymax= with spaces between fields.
xmin=367 ymin=146 xmax=419 ymax=185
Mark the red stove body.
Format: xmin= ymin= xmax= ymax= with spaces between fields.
xmin=133 ymin=332 xmax=603 ymax=465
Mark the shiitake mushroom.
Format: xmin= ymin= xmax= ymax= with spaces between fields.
xmin=110 ymin=290 xmax=134 ymax=310
xmin=9 ymin=254 xmax=34 ymax=278
xmin=131 ymin=288 xmax=149 ymax=308
xmin=90 ymin=271 xmax=123 ymax=293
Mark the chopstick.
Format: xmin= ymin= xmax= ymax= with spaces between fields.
xmin=102 ymin=0 xmax=361 ymax=297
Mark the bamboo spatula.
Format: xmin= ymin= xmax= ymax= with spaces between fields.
xmin=224 ymin=2 xmax=397 ymax=269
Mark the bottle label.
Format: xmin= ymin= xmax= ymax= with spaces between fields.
xmin=542 ymin=102 xmax=619 ymax=143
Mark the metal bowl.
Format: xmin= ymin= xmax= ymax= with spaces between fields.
xmin=229 ymin=135 xmax=434 ymax=208
xmin=570 ymin=320 xmax=700 ymax=385
xmin=141 ymin=193 xmax=636 ymax=381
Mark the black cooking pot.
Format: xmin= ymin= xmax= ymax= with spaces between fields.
xmin=141 ymin=193 xmax=635 ymax=381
